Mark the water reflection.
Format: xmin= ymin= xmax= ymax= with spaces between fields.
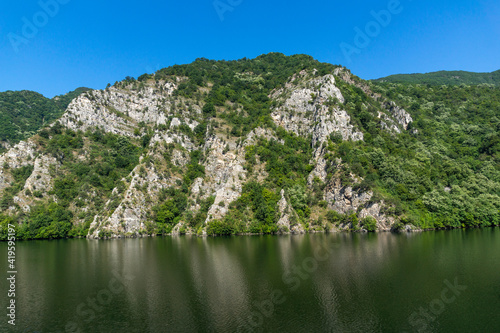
xmin=1 ymin=228 xmax=500 ymax=332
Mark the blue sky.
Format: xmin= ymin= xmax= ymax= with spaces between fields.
xmin=1 ymin=0 xmax=499 ymax=97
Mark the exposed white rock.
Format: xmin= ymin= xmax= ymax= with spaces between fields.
xmin=334 ymin=67 xmax=413 ymax=133
xmin=382 ymin=101 xmax=413 ymax=130
xmin=150 ymin=132 xmax=195 ymax=151
xmin=201 ymin=135 xmax=247 ymax=223
xmin=358 ymin=201 xmax=394 ymax=231
xmin=378 ymin=111 xmax=402 ymax=134
xmin=0 ymin=140 xmax=37 ymax=169
xmin=0 ymin=140 xmax=37 ymax=192
xmin=271 ymin=74 xmax=363 ymax=145
xmin=244 ymin=127 xmax=281 ymax=145
xmin=14 ymin=154 xmax=58 ymax=212
xmin=322 ymin=172 xmax=397 ymax=228
xmin=1 ymin=69 xmax=409 ymax=237
xmin=324 ymin=177 xmax=373 ymax=215
xmin=59 ymin=81 xmax=177 ymax=136
xmin=170 ymin=117 xmax=181 ymax=128
xmin=276 ymin=189 xmax=303 ymax=233
xmin=23 ymin=155 xmax=57 ymax=193
xmin=307 ymin=146 xmax=333 ymax=185
xmin=88 ymin=132 xmax=186 ymax=238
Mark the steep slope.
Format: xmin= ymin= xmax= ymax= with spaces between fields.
xmin=52 ymin=87 xmax=92 ymax=110
xmin=0 ymin=54 xmax=498 ymax=240
xmin=0 ymin=88 xmax=90 ymax=150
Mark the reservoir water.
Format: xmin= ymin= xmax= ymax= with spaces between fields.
xmin=1 ymin=228 xmax=500 ymax=332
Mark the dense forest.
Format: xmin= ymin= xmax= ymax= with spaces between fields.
xmin=343 ymin=82 xmax=500 ymax=228
xmin=0 ymin=87 xmax=90 ymax=149
xmin=0 ymin=54 xmax=498 ymax=240
xmin=374 ymin=69 xmax=500 ymax=86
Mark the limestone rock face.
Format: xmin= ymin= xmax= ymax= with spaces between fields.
xmin=88 ymin=167 xmax=152 ymax=238
xmin=358 ymin=201 xmax=394 ymax=231
xmin=170 ymin=117 xmax=182 ymax=128
xmin=333 ymin=67 xmax=413 ymax=133
xmin=269 ymin=73 xmax=365 ymax=188
xmin=276 ymin=189 xmax=303 ymax=233
xmin=82 ymin=72 xmax=401 ymax=237
xmin=0 ymin=140 xmax=38 ymax=195
xmin=88 ymin=132 xmax=187 ymax=238
xmin=245 ymin=127 xmax=281 ymax=145
xmin=22 ymin=155 xmax=57 ymax=193
xmin=0 ymin=67 xmax=411 ymax=237
xmin=271 ymin=73 xmax=363 ymax=145
xmin=324 ymin=177 xmax=373 ymax=215
xmin=14 ymin=154 xmax=58 ymax=213
xmin=201 ymin=135 xmax=246 ymax=223
xmin=0 ymin=140 xmax=37 ymax=169
xmin=322 ymin=173 xmax=398 ymax=230
xmin=382 ymin=101 xmax=413 ymax=130
xmin=59 ymin=81 xmax=177 ymax=136
xmin=150 ymin=131 xmax=195 ymax=152
xmin=307 ymin=147 xmax=330 ymax=184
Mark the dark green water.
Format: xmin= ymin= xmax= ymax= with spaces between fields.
xmin=1 ymin=228 xmax=500 ymax=332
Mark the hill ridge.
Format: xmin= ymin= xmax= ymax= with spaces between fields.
xmin=0 ymin=53 xmax=498 ymax=240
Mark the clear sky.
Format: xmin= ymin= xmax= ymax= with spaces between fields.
xmin=1 ymin=0 xmax=499 ymax=97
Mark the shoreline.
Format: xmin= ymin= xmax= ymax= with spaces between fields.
xmin=5 ymin=224 xmax=500 ymax=242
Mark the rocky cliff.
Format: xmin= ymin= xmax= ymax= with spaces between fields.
xmin=0 ymin=55 xmax=420 ymax=239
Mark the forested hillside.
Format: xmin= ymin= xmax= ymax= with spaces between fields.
xmin=0 ymin=88 xmax=90 ymax=149
xmin=351 ymin=82 xmax=500 ymax=228
xmin=374 ymin=70 xmax=500 ymax=86
xmin=0 ymin=54 xmax=498 ymax=240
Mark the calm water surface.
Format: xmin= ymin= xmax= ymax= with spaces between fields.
xmin=1 ymin=228 xmax=500 ymax=332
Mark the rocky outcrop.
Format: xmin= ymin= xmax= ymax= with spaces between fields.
xmin=59 ymin=80 xmax=177 ymax=136
xmin=88 ymin=131 xmax=188 ymax=238
xmin=269 ymin=72 xmax=365 ymax=189
xmin=14 ymin=154 xmax=58 ymax=212
xmin=334 ymin=67 xmax=413 ymax=133
xmin=199 ymin=135 xmax=246 ymax=223
xmin=0 ymin=65 xmax=411 ymax=238
xmin=358 ymin=201 xmax=394 ymax=231
xmin=0 ymin=140 xmax=37 ymax=169
xmin=381 ymin=101 xmax=413 ymax=131
xmin=22 ymin=155 xmax=57 ymax=193
xmin=324 ymin=177 xmax=373 ymax=215
xmin=276 ymin=189 xmax=303 ymax=233
xmin=307 ymin=146 xmax=337 ymax=185
xmin=245 ymin=127 xmax=281 ymax=145
xmin=322 ymin=173 xmax=397 ymax=230
xmin=271 ymin=73 xmax=363 ymax=144
xmin=0 ymin=140 xmax=38 ymax=193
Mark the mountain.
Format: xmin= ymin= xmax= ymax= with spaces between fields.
xmin=0 ymin=87 xmax=90 ymax=150
xmin=52 ymin=87 xmax=92 ymax=110
xmin=374 ymin=70 xmax=500 ymax=86
xmin=0 ymin=53 xmax=498 ymax=240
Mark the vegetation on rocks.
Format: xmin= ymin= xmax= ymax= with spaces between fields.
xmin=0 ymin=54 xmax=498 ymax=240
xmin=0 ymin=88 xmax=90 ymax=149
